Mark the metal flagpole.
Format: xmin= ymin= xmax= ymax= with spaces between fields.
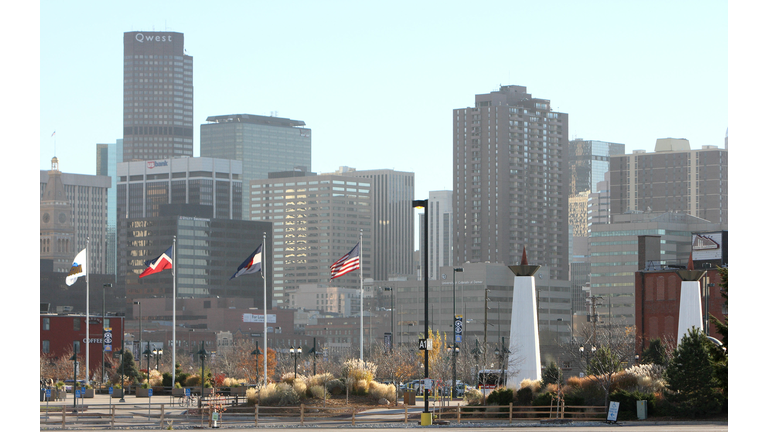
xmin=86 ymin=237 xmax=90 ymax=384
xmin=359 ymin=229 xmax=363 ymax=362
xmin=172 ymin=236 xmax=177 ymax=387
xmin=263 ymin=232 xmax=268 ymax=387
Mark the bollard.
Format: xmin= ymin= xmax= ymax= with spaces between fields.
xmin=111 ymin=405 xmax=115 ymax=429
xmin=509 ymin=403 xmax=513 ymax=422
xmin=160 ymin=404 xmax=165 ymax=428
xmin=62 ymin=407 xmax=66 ymax=428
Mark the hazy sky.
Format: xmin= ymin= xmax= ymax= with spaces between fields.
xmin=38 ymin=0 xmax=728 ymax=199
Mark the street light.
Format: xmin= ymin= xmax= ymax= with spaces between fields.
xmin=251 ymin=343 xmax=262 ymax=387
xmin=452 ymin=267 xmax=463 ymax=399
xmin=133 ymin=301 xmax=142 ymax=362
xmin=142 ymin=342 xmax=151 ymax=380
xmin=152 ymin=348 xmax=162 ymax=370
xmin=290 ymin=346 xmax=302 ymax=377
xmin=70 ymin=346 xmax=79 ymax=412
xmin=412 ymin=198 xmax=430 ymax=416
xmin=102 ymin=283 xmax=112 ymax=386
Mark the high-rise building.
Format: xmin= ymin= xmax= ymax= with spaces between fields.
xmin=568 ymin=139 xmax=625 ymax=196
xmin=609 ymin=139 xmax=728 ymax=226
xmin=116 ymin=157 xmax=243 ymax=221
xmin=40 ymin=157 xmax=111 ymax=274
xmin=338 ymin=168 xmax=414 ymax=281
xmin=96 ymin=140 xmax=123 ymax=275
xmin=200 ymin=114 xmax=312 ymax=219
xmin=249 ymin=169 xmax=373 ymax=307
xmin=123 ymin=31 xmax=193 ymax=161
xmin=453 ymin=85 xmax=569 ymax=280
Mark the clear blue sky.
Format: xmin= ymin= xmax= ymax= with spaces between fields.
xmin=37 ymin=0 xmax=728 ymax=199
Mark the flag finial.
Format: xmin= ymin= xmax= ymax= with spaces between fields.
xmin=687 ymin=253 xmax=694 ymax=271
xmin=521 ymin=247 xmax=528 ymax=266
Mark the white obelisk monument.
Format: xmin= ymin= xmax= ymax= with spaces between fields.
xmin=676 ymin=253 xmax=705 ymax=345
xmin=506 ymin=248 xmax=542 ymax=389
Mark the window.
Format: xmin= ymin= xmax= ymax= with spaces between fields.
xmin=42 ymin=340 xmax=50 ymax=354
xmin=43 ymin=318 xmax=50 ymax=331
xmin=74 ymin=318 xmax=81 ymax=331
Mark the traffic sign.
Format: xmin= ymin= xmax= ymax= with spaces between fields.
xmin=418 ymin=338 xmax=433 ymax=351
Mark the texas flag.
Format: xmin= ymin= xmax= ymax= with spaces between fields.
xmin=230 ymin=244 xmax=263 ymax=280
xmin=140 ymin=246 xmax=173 ymax=278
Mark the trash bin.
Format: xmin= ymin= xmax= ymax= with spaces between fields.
xmin=636 ymin=400 xmax=647 ymax=420
xmin=403 ymin=391 xmax=416 ymax=405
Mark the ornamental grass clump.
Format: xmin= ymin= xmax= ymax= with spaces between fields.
xmin=245 ymin=388 xmax=258 ymax=405
xmin=368 ymin=381 xmax=396 ymax=403
xmin=258 ymin=382 xmax=300 ymax=406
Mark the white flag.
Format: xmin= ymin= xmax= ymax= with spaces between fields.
xmin=65 ymin=249 xmax=87 ymax=286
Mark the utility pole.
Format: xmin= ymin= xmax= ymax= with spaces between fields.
xmin=483 ymin=288 xmax=489 ymax=369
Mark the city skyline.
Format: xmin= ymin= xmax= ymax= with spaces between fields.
xmin=38 ymin=1 xmax=727 ymax=201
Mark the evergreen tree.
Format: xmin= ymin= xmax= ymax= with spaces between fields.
xmin=542 ymin=361 xmax=562 ymax=386
xmin=640 ymin=338 xmax=669 ymax=366
xmin=664 ymin=327 xmax=723 ymax=417
xmin=119 ymin=350 xmax=140 ymax=382
xmin=707 ymin=267 xmax=728 ymax=407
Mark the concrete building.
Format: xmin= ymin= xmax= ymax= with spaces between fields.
xmin=123 ymin=31 xmax=193 ymax=161
xmin=117 ymin=205 xmax=272 ymax=315
xmin=337 ymin=167 xmax=415 ymax=281
xmin=116 ymin=157 xmax=243 ymax=220
xmin=589 ymin=212 xmax=725 ymax=326
xmin=568 ymin=139 xmax=625 ymax=197
xmin=248 ymin=169 xmax=373 ymax=307
xmin=425 ymin=191 xmax=454 ymax=280
xmin=453 ymin=85 xmax=569 ymax=281
xmin=40 ymin=157 xmax=111 ymax=274
xmin=201 ymin=114 xmax=312 ymax=219
xmin=610 ymin=139 xmax=728 ymax=226
xmin=288 ymin=284 xmax=361 ymax=316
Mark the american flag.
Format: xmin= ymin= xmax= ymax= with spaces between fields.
xmin=330 ymin=242 xmax=360 ymax=279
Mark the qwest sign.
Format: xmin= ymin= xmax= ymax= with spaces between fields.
xmin=135 ymin=33 xmax=173 ymax=43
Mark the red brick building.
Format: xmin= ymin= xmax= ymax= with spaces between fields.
xmin=635 ymin=268 xmax=727 ymax=355
xmin=40 ymin=314 xmax=125 ymax=379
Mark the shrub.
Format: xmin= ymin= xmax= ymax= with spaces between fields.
xmin=186 ymin=375 xmax=201 ymax=387
xmin=174 ymin=382 xmax=182 ymax=389
xmin=352 ymin=378 xmax=369 ymax=396
xmin=342 ymin=359 xmax=376 ymax=383
xmin=518 ymin=379 xmax=541 ymax=393
xmin=293 ymin=378 xmax=308 ymax=399
xmin=532 ymin=391 xmax=557 ymax=406
xmin=162 ymin=372 xmax=173 ymax=387
xmin=610 ymin=370 xmax=639 ymax=393
xmin=369 ymin=381 xmax=396 ymax=403
xmin=259 ymin=382 xmax=300 ymax=406
xmin=609 ymin=389 xmax=657 ymax=420
xmin=309 ymin=385 xmax=327 ymax=399
xmin=463 ymin=387 xmax=483 ymax=406
xmin=177 ymin=373 xmax=189 ymax=387
xmin=486 ymin=387 xmax=515 ymax=406
xmin=246 ymin=388 xmax=258 ymax=405
xmin=515 ymin=386 xmax=534 ymax=405
xmin=326 ymin=379 xmax=345 ymax=395
xmin=308 ymin=373 xmax=334 ymax=388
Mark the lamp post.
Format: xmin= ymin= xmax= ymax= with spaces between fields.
xmin=153 ymin=348 xmax=162 ymax=370
xmin=197 ymin=348 xmax=208 ymax=409
xmin=142 ymin=342 xmax=151 ymax=380
xmin=412 ymin=198 xmax=430 ymax=416
xmin=134 ymin=300 xmax=142 ymax=361
xmin=290 ymin=346 xmax=302 ymax=377
xmin=70 ymin=345 xmax=79 ymax=412
xmin=119 ymin=316 xmax=125 ymax=403
xmin=102 ymin=283 xmax=111 ymax=385
xmin=452 ymin=267 xmax=463 ymax=399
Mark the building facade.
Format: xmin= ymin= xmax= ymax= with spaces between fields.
xmin=123 ymin=31 xmax=193 ymax=161
xmin=338 ymin=168 xmax=415 ymax=281
xmin=610 ymin=139 xmax=728 ymax=226
xmin=426 ymin=191 xmax=453 ymax=280
xmin=96 ymin=140 xmax=123 ymax=275
xmin=249 ymin=170 xmax=373 ymax=307
xmin=200 ymin=114 xmax=312 ymax=219
xmin=41 ymin=157 xmax=111 ymax=274
xmin=116 ymin=157 xmax=243 ymax=220
xmin=568 ymin=139 xmax=625 ymax=196
xmin=589 ymin=212 xmax=725 ymax=326
xmin=453 ymin=85 xmax=569 ymax=281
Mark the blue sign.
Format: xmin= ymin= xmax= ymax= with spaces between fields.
xmin=148 ymin=388 xmax=153 ymax=397
xmin=457 ymin=334 xmax=463 ymax=343
xmin=46 ymin=389 xmax=51 ymax=398
xmin=109 ymin=387 xmax=113 ymax=395
xmin=75 ymin=390 xmax=81 ymax=398
xmin=185 ymin=388 xmax=190 ymax=397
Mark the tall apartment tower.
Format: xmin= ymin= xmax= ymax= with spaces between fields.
xmin=426 ymin=191 xmax=453 ymax=280
xmin=201 ymin=114 xmax=312 ymax=219
xmin=610 ymin=139 xmax=728 ymax=226
xmin=453 ymin=85 xmax=569 ymax=280
xmin=123 ymin=31 xmax=193 ymax=161
xmin=96 ymin=140 xmax=123 ymax=275
xmin=339 ymin=168 xmax=415 ymax=281
xmin=249 ymin=169 xmax=373 ymax=307
xmin=40 ymin=157 xmax=111 ymax=274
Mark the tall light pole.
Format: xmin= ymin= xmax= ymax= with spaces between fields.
xmin=102 ymin=283 xmax=112 ymax=385
xmin=290 ymin=346 xmax=302 ymax=377
xmin=452 ymin=267 xmax=463 ymax=399
xmin=412 ymin=199 xmax=430 ymax=417
xmin=197 ymin=348 xmax=208 ymax=409
xmin=133 ymin=301 xmax=141 ymax=362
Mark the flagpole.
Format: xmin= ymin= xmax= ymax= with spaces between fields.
xmin=172 ymin=236 xmax=177 ymax=387
xmin=263 ymin=232 xmax=268 ymax=387
xmin=86 ymin=237 xmax=90 ymax=384
xmin=359 ymin=229 xmax=363 ymax=362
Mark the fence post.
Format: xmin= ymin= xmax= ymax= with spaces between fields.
xmin=62 ymin=407 xmax=66 ymax=428
xmin=160 ymin=404 xmax=165 ymax=428
xmin=301 ymin=404 xmax=305 ymax=426
xmin=208 ymin=408 xmax=212 ymax=427
xmin=351 ymin=408 xmax=356 ymax=426
xmin=457 ymin=405 xmax=461 ymax=424
xmin=404 ymin=404 xmax=408 ymax=424
xmin=254 ymin=404 xmax=259 ymax=426
xmin=509 ymin=402 xmax=513 ymax=422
